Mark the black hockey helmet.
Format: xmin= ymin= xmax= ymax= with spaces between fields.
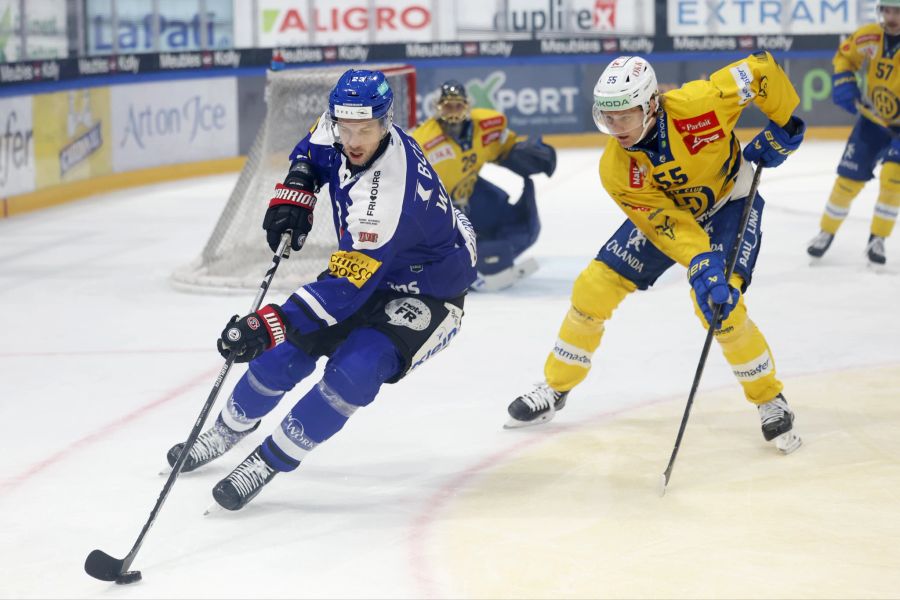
xmin=436 ymin=79 xmax=470 ymax=124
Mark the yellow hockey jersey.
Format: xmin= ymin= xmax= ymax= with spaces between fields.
xmin=833 ymin=23 xmax=900 ymax=125
xmin=598 ymin=51 xmax=799 ymax=267
xmin=411 ymin=108 xmax=519 ymax=205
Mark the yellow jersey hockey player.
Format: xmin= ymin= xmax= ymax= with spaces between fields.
xmin=412 ymin=80 xmax=556 ymax=291
xmin=506 ymin=53 xmax=806 ymax=455
xmin=808 ymin=0 xmax=900 ymax=265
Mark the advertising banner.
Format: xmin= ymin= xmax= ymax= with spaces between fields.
xmin=110 ymin=77 xmax=238 ymax=172
xmin=415 ymin=64 xmax=588 ymax=136
xmin=33 ymin=87 xmax=112 ymax=188
xmin=0 ymin=0 xmax=67 ymax=62
xmin=0 ymin=95 xmax=34 ymax=197
xmin=449 ymin=0 xmax=655 ymax=39
xmin=250 ymin=0 xmax=434 ymax=46
xmin=668 ymin=0 xmax=877 ymax=36
xmin=85 ymin=0 xmax=234 ymax=55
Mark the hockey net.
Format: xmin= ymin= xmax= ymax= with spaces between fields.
xmin=171 ymin=64 xmax=417 ymax=293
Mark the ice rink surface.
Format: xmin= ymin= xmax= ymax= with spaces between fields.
xmin=1 ymin=142 xmax=899 ymax=599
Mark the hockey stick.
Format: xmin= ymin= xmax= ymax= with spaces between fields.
xmin=84 ymin=232 xmax=292 ymax=584
xmin=659 ymin=166 xmax=764 ymax=497
xmin=855 ymin=100 xmax=900 ymax=140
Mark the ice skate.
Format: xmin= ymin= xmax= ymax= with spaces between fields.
xmin=758 ymin=394 xmax=802 ymax=455
xmin=470 ymin=257 xmax=539 ymax=292
xmin=807 ymin=230 xmax=834 ymax=260
xmin=505 ymin=382 xmax=568 ymax=429
xmin=212 ymin=446 xmax=278 ymax=511
xmin=167 ymin=416 xmax=259 ymax=473
xmin=866 ymin=234 xmax=886 ymax=266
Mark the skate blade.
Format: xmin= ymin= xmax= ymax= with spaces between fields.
xmin=503 ymin=412 xmax=555 ymax=430
xmin=774 ymin=431 xmax=803 ymax=455
xmin=203 ymin=502 xmax=224 ymax=516
xmin=867 ymin=261 xmax=886 ymax=273
xmin=158 ymin=465 xmax=172 ymax=476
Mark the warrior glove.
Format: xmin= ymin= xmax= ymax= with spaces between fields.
xmin=217 ymin=304 xmax=288 ymax=363
xmin=263 ymin=161 xmax=319 ymax=252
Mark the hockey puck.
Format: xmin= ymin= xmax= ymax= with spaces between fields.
xmin=115 ymin=571 xmax=142 ymax=585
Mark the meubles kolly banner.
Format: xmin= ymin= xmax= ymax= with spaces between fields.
xmin=1 ymin=32 xmax=843 ymax=92
xmin=110 ymin=78 xmax=238 ymax=172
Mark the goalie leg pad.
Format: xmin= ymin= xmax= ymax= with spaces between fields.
xmin=545 ymin=260 xmax=636 ymax=392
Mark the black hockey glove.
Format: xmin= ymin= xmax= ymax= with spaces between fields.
xmin=263 ymin=161 xmax=319 ymax=252
xmin=217 ymin=304 xmax=288 ymax=363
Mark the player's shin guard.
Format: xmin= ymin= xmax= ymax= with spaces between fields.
xmin=544 ymin=261 xmax=636 ymax=392
xmin=821 ymin=176 xmax=865 ymax=234
xmin=695 ymin=292 xmax=784 ymax=404
xmin=873 ymin=162 xmax=900 ymax=239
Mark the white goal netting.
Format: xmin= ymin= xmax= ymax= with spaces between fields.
xmin=171 ymin=64 xmax=417 ymax=293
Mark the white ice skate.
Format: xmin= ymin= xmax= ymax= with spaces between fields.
xmin=758 ymin=394 xmax=802 ymax=455
xmin=471 ymin=257 xmax=539 ymax=292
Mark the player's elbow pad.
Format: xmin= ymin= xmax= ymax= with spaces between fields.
xmin=283 ymin=159 xmax=320 ymax=194
xmin=498 ymin=138 xmax=557 ymax=178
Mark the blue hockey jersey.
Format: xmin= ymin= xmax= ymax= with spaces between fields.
xmin=279 ymin=114 xmax=478 ymax=335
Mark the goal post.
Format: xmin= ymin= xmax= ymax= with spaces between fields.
xmin=171 ymin=64 xmax=417 ymax=293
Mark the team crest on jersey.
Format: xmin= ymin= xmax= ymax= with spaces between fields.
xmin=328 ymin=250 xmax=381 ymax=288
xmin=872 ymin=86 xmax=900 ymax=121
xmin=655 ymin=215 xmax=676 ymax=240
xmin=629 ymin=158 xmax=645 ymax=188
xmin=673 ymin=111 xmax=725 ymax=155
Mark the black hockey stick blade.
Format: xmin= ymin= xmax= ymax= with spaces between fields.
xmin=84 ymin=549 xmax=125 ymax=581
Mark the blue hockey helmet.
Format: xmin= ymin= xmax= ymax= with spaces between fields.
xmin=328 ymin=69 xmax=394 ymax=135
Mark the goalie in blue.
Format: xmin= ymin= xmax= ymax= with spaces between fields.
xmin=167 ymin=69 xmax=477 ymax=511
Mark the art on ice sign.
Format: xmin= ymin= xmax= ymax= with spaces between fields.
xmin=668 ymin=0 xmax=878 ymax=35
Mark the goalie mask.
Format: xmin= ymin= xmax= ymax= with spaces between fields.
xmin=436 ymin=80 xmax=471 ymax=125
xmin=327 ymin=69 xmax=394 ymax=145
xmin=592 ymin=56 xmax=659 ymax=145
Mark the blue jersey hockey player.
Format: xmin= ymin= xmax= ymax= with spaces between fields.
xmin=167 ymin=69 xmax=477 ymax=511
